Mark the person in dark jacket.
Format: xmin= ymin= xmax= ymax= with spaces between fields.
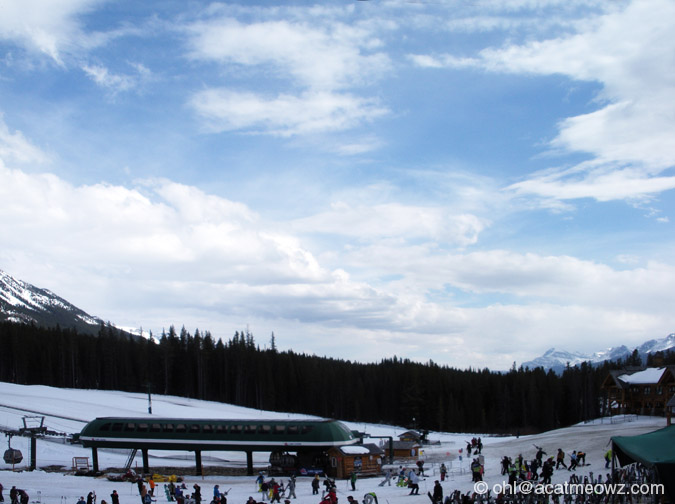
xmin=110 ymin=491 xmax=120 ymax=504
xmin=432 ymin=481 xmax=443 ymax=504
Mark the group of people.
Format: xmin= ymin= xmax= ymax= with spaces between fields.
xmin=498 ymin=445 xmax=590 ymax=486
xmin=256 ymin=473 xmax=297 ymax=502
xmin=1 ymin=485 xmax=29 ymax=504
xmin=465 ymin=438 xmax=483 ymax=457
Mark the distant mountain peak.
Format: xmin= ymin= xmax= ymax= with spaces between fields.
xmin=522 ymin=334 xmax=675 ymax=373
xmin=0 ymin=268 xmax=106 ymax=334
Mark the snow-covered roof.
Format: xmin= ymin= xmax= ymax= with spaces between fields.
xmin=618 ymin=367 xmax=665 ymax=384
xmin=339 ymin=446 xmax=372 ymax=455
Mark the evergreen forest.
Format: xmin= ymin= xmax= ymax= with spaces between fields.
xmin=1 ymin=321 xmax=671 ymax=434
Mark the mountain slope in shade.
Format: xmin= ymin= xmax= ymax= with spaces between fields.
xmin=0 ymin=268 xmax=106 ymax=335
xmin=522 ymin=334 xmax=675 ymax=373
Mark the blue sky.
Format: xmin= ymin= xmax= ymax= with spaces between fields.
xmin=1 ymin=0 xmax=675 ymax=369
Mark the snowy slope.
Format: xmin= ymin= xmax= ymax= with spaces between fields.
xmin=0 ymin=382 xmax=666 ymax=504
xmin=0 ymin=268 xmax=128 ymax=336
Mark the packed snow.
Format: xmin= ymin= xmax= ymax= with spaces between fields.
xmin=0 ymin=382 xmax=666 ymax=504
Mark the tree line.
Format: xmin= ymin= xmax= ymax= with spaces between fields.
xmin=1 ymin=320 xmax=671 ymax=434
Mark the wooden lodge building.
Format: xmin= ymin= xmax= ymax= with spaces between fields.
xmin=601 ymin=366 xmax=675 ymax=416
xmin=326 ymin=443 xmax=384 ymax=479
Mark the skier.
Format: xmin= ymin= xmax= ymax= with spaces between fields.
xmin=110 ymin=491 xmax=120 ymax=504
xmin=286 ymin=476 xmax=297 ymax=499
xmin=577 ymin=450 xmax=586 ymax=466
xmin=407 ymin=469 xmax=420 ymax=495
xmin=569 ymin=451 xmax=578 ymax=471
xmin=555 ymin=449 xmax=567 ymax=470
xmin=470 ymin=459 xmax=482 ymax=482
xmin=270 ymin=480 xmax=281 ymax=503
xmin=416 ymin=460 xmax=425 ymax=477
xmin=439 ymin=463 xmax=447 ymax=482
xmin=311 ymin=475 xmax=320 ymax=495
xmin=500 ymin=456 xmax=510 ymax=476
xmin=541 ymin=459 xmax=553 ymax=485
xmin=350 ymin=471 xmax=358 ymax=491
xmin=379 ymin=468 xmax=392 ymax=486
xmin=260 ymin=480 xmax=269 ymax=502
xmin=535 ymin=446 xmax=546 ymax=462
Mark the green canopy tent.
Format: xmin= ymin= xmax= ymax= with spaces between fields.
xmin=612 ymin=425 xmax=675 ymax=502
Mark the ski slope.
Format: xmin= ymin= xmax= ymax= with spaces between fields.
xmin=0 ymin=382 xmax=666 ymax=504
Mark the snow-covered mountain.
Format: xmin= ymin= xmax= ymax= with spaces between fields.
xmin=0 ymin=268 xmax=106 ymax=335
xmin=522 ymin=334 xmax=675 ymax=373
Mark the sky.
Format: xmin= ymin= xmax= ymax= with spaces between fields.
xmin=1 ymin=0 xmax=674 ymax=370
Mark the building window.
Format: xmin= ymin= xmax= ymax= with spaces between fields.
xmin=656 ymin=386 xmax=663 ymax=395
xmin=644 ymin=387 xmax=651 ymax=395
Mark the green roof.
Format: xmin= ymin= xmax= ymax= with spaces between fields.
xmin=612 ymin=425 xmax=675 ymax=501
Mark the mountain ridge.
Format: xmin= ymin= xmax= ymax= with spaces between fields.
xmin=0 ymin=268 xmax=108 ymax=335
xmin=522 ymin=333 xmax=675 ymax=373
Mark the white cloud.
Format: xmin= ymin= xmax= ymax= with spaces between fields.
xmin=410 ymin=0 xmax=675 ymax=204
xmin=190 ymin=88 xmax=388 ymax=137
xmin=1 ymin=162 xmax=674 ymax=367
xmin=0 ymin=120 xmax=50 ymax=165
xmin=81 ymin=62 xmax=151 ymax=94
xmin=185 ymin=16 xmax=390 ymax=91
xmin=483 ymin=0 xmax=675 ymax=202
xmin=184 ymin=9 xmax=391 ymax=137
xmin=0 ymin=0 xmax=107 ymax=63
xmin=292 ymin=202 xmax=487 ymax=247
